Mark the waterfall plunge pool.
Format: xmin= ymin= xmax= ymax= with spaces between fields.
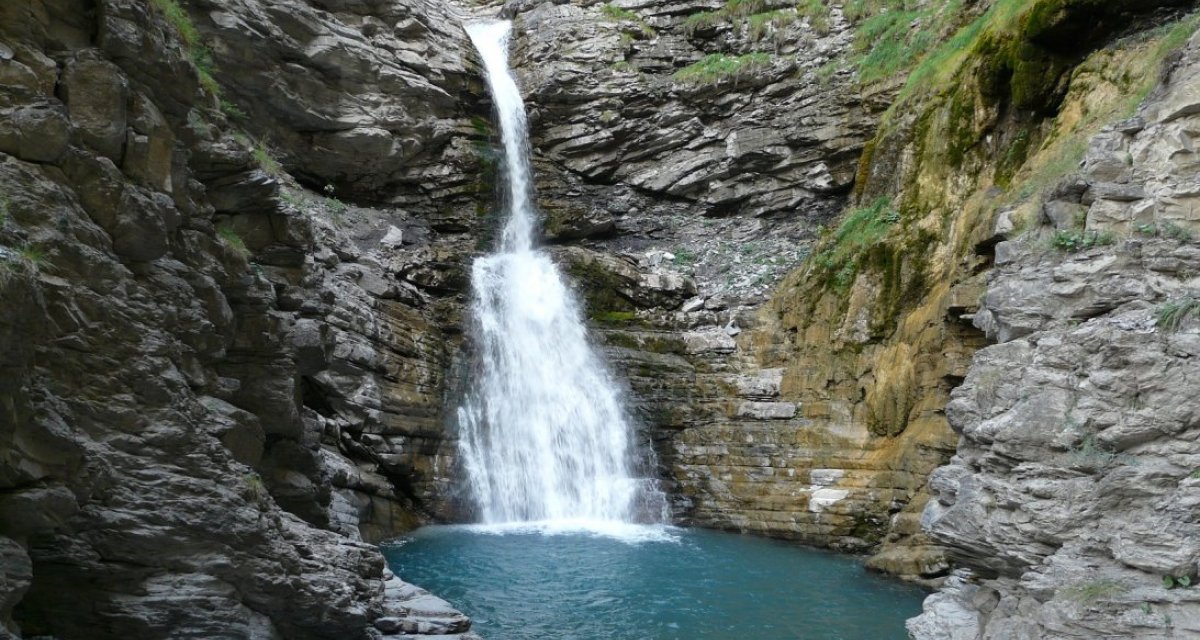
xmin=382 ymin=525 xmax=927 ymax=640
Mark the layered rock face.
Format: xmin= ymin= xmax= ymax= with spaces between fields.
xmin=0 ymin=0 xmax=481 ymax=637
xmin=910 ymin=32 xmax=1200 ymax=639
xmin=495 ymin=0 xmax=923 ymax=560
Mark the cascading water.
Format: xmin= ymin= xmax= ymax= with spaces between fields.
xmin=457 ymin=21 xmax=665 ymax=527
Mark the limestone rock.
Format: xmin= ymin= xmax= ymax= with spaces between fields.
xmin=913 ymin=31 xmax=1200 ymax=639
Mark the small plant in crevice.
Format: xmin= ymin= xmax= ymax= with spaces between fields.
xmin=325 ymin=196 xmax=348 ymax=221
xmin=813 ymin=59 xmax=840 ymax=86
xmin=1161 ymin=221 xmax=1193 ymax=241
xmin=1157 ymin=297 xmax=1200 ymax=332
xmin=1064 ymin=579 xmax=1128 ymax=603
xmin=217 ymin=226 xmax=250 ymax=258
xmin=252 ymin=143 xmax=284 ymax=178
xmin=682 ymin=0 xmax=766 ymax=34
xmin=279 ymin=189 xmax=312 ymax=213
xmin=150 ymin=0 xmax=223 ymax=97
xmin=1051 ymin=229 xmax=1115 ymax=252
xmin=672 ymin=247 xmax=697 ymax=266
xmin=220 ymin=99 xmax=247 ymax=121
xmin=600 ymin=3 xmax=656 ymax=38
xmin=1133 ymin=221 xmax=1194 ymax=241
xmin=1163 ymin=575 xmax=1194 ymax=589
xmin=18 ymin=243 xmax=46 ymax=273
xmin=242 ymin=473 xmax=270 ymax=506
xmin=1068 ymin=433 xmax=1138 ymax=468
xmin=0 ymin=243 xmax=46 ymax=283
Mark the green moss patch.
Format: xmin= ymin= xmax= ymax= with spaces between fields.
xmin=673 ymin=53 xmax=771 ymax=84
xmin=808 ymin=196 xmax=900 ymax=291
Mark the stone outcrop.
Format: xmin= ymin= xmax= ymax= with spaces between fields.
xmin=909 ymin=30 xmax=1200 ymax=639
xmin=0 ymin=0 xmax=480 ymax=637
xmin=187 ymin=0 xmax=483 ymax=208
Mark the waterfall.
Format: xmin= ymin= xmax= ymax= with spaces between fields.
xmin=457 ymin=21 xmax=665 ymax=527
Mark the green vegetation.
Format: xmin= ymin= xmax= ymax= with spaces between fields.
xmin=683 ymin=0 xmax=767 ymax=33
xmin=1069 ymin=434 xmax=1138 ymax=467
xmin=1051 ymin=229 xmax=1115 ymax=252
xmin=682 ymin=0 xmax=827 ymax=40
xmin=217 ymin=226 xmax=250 ymax=257
xmin=601 ymin=4 xmax=638 ymax=21
xmin=279 ymin=189 xmax=308 ymax=209
xmin=150 ymin=0 xmax=200 ymax=45
xmin=0 ymin=192 xmax=8 ymax=228
xmin=594 ymin=310 xmax=639 ymax=325
xmin=849 ymin=0 xmax=964 ymax=85
xmin=252 ymin=143 xmax=284 ymax=177
xmin=673 ymin=53 xmax=771 ymax=84
xmin=601 ymin=3 xmax=656 ymax=38
xmin=242 ymin=473 xmax=270 ymax=505
xmin=672 ymin=247 xmax=697 ymax=266
xmin=18 ymin=243 xmax=44 ymax=267
xmin=220 ymin=99 xmax=247 ymax=121
xmin=1163 ymin=575 xmax=1194 ymax=589
xmin=809 ymin=196 xmax=899 ymax=290
xmin=150 ymin=0 xmax=221 ymax=96
xmin=1135 ymin=221 xmax=1194 ymax=241
xmin=325 ymin=196 xmax=348 ymax=223
xmin=1157 ymin=297 xmax=1200 ymax=332
xmin=1064 ymin=580 xmax=1128 ymax=602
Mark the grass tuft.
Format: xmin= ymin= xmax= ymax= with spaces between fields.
xmin=673 ymin=53 xmax=771 ymax=84
xmin=151 ymin=0 xmax=224 ymax=97
xmin=1158 ymin=297 xmax=1200 ymax=332
xmin=252 ymin=143 xmax=284 ymax=177
xmin=809 ymin=196 xmax=899 ymax=289
xmin=217 ymin=226 xmax=250 ymax=258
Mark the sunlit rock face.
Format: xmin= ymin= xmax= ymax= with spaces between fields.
xmin=911 ymin=31 xmax=1200 ymax=639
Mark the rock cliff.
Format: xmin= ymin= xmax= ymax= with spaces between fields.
xmin=910 ymin=26 xmax=1200 ymax=640
xmin=0 ymin=0 xmax=482 ymax=637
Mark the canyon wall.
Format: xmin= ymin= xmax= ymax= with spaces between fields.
xmin=0 ymin=0 xmax=483 ymax=637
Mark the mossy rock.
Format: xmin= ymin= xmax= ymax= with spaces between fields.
xmin=560 ymin=252 xmax=637 ymax=317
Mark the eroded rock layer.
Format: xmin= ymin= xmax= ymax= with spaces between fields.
xmin=0 ymin=0 xmax=481 ymax=637
xmin=910 ymin=30 xmax=1200 ymax=639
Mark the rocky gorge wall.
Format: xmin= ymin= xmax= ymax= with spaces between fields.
xmin=910 ymin=25 xmax=1200 ymax=640
xmin=0 ymin=0 xmax=486 ymax=637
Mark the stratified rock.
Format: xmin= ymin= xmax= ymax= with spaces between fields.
xmin=912 ymin=30 xmax=1200 ymax=639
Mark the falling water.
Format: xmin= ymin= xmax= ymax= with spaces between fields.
xmin=457 ymin=21 xmax=665 ymax=526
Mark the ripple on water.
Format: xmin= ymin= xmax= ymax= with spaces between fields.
xmin=382 ymin=525 xmax=927 ymax=640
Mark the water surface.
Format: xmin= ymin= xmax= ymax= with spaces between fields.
xmin=383 ymin=525 xmax=926 ymax=640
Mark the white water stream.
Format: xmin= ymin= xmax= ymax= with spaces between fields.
xmin=457 ymin=21 xmax=665 ymax=527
